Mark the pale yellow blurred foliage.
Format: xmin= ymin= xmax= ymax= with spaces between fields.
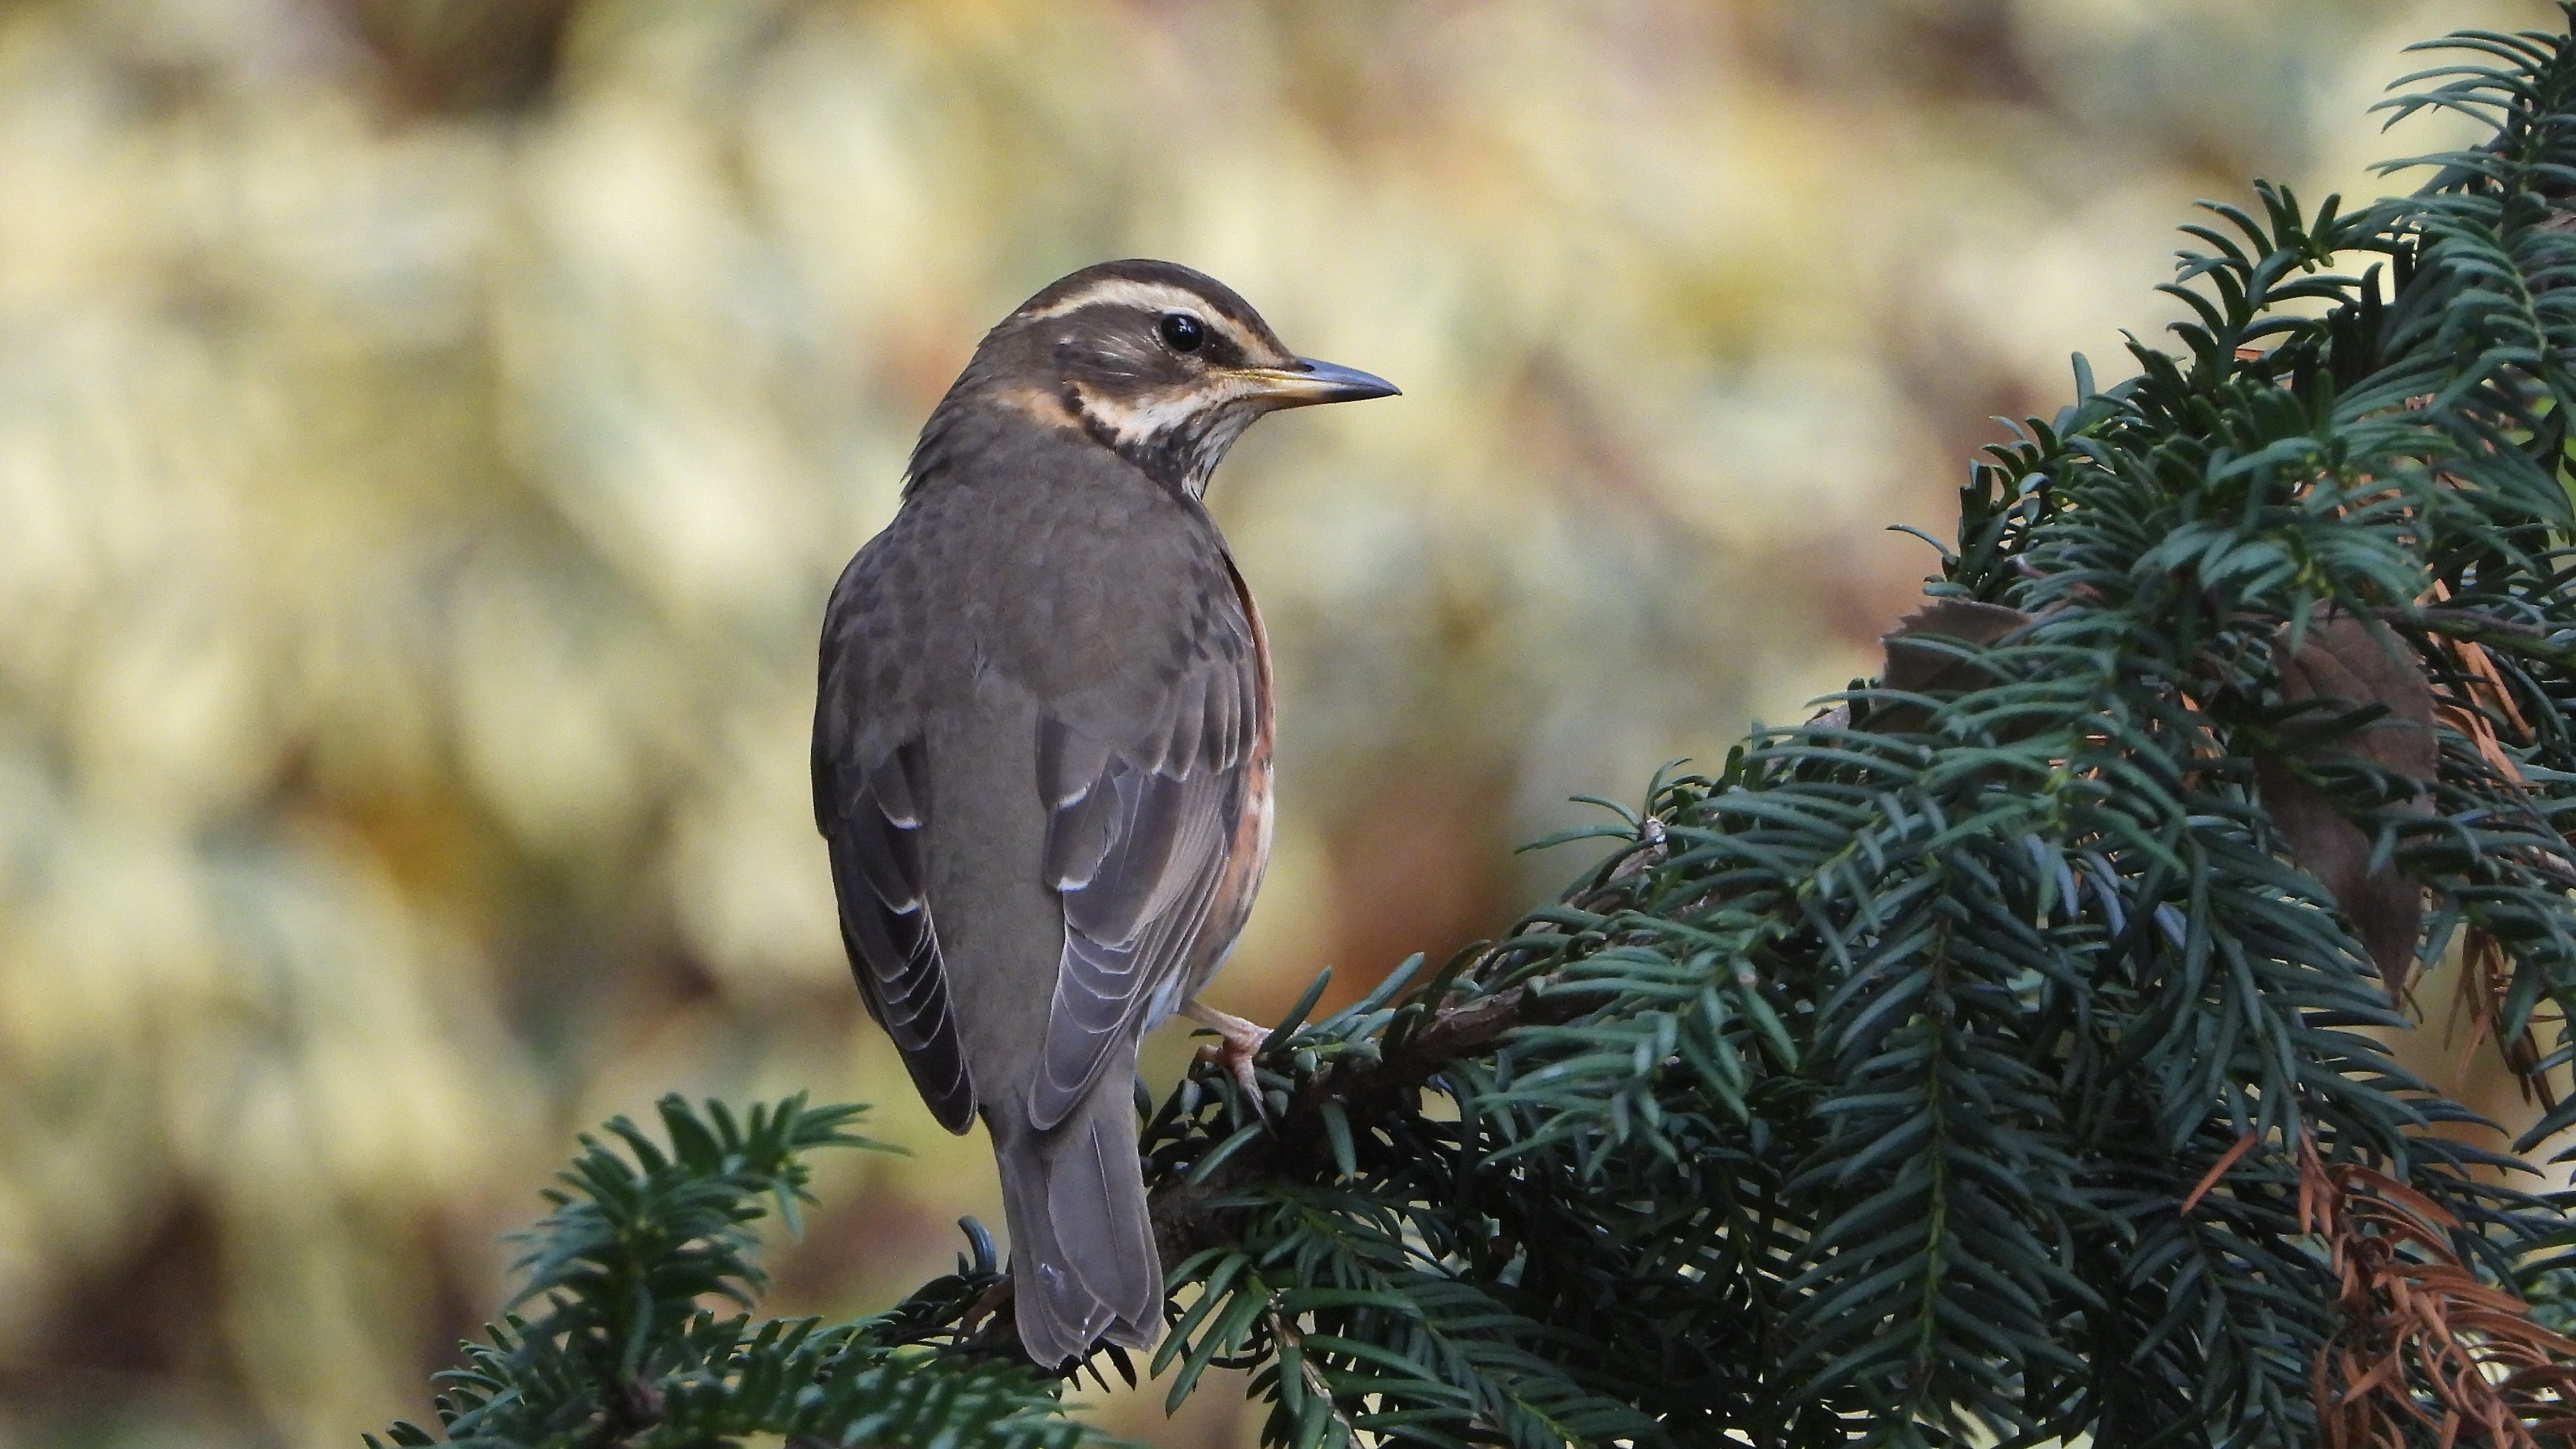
xmin=0 ymin=0 xmax=2557 ymax=1444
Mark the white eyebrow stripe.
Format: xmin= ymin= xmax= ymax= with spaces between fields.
xmin=1026 ymin=279 xmax=1269 ymax=356
xmin=1026 ymin=279 xmax=1214 ymax=319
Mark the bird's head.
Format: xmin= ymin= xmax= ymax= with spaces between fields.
xmin=931 ymin=259 xmax=1398 ymax=497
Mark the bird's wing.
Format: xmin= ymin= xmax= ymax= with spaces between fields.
xmin=814 ymin=546 xmax=976 ymax=1134
xmin=1030 ymin=581 xmax=1265 ymax=1131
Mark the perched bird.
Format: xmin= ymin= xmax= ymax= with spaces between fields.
xmin=813 ymin=260 xmax=1397 ymax=1366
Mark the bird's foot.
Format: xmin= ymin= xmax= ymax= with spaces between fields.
xmin=1183 ymin=1000 xmax=1271 ymax=1118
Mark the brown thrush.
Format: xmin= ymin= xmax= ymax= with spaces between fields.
xmin=813 ymin=260 xmax=1396 ymax=1366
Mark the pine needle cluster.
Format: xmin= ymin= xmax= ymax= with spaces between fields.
xmin=370 ymin=1096 xmax=1089 ymax=1449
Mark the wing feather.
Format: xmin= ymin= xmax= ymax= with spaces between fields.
xmin=1030 ymin=635 xmax=1262 ymax=1131
xmin=1045 ymin=783 xmax=1118 ymax=892
xmin=820 ymin=731 xmax=977 ymax=1133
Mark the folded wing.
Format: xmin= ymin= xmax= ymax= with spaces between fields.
xmin=818 ymin=724 xmax=976 ymax=1132
xmin=1030 ymin=632 xmax=1263 ymax=1131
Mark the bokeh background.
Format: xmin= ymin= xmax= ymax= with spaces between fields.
xmin=0 ymin=0 xmax=2561 ymax=1444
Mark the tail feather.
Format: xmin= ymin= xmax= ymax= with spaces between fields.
xmin=998 ymin=1088 xmax=1162 ymax=1366
xmin=1051 ymin=1098 xmax=1160 ymax=1330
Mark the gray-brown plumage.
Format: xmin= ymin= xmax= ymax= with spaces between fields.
xmin=813 ymin=260 xmax=1396 ymax=1366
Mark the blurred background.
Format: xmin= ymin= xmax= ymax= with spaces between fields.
xmin=0 ymin=0 xmax=2557 ymax=1444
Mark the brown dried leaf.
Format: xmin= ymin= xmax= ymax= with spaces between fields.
xmin=2255 ymin=613 xmax=2437 ymax=1000
xmin=1851 ymin=598 xmax=2036 ymax=735
xmin=1882 ymin=599 xmax=2036 ymax=692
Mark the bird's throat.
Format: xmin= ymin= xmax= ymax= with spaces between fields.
xmin=1067 ymin=382 xmax=1257 ymax=497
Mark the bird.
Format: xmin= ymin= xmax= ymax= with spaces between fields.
xmin=812 ymin=259 xmax=1397 ymax=1367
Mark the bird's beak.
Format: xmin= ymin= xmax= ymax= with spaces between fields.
xmin=1236 ymin=358 xmax=1401 ymax=409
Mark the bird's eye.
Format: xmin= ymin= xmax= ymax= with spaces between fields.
xmin=1159 ymin=313 xmax=1204 ymax=353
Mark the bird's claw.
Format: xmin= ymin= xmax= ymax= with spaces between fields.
xmin=1184 ymin=1000 xmax=1271 ymax=1121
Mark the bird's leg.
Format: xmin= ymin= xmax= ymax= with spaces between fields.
xmin=1183 ymin=998 xmax=1270 ymax=1116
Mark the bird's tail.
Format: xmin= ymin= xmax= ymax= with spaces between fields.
xmin=996 ymin=1087 xmax=1162 ymax=1366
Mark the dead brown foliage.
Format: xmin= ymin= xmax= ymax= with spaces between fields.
xmin=2450 ymin=929 xmax=2561 ymax=1114
xmin=2304 ymin=1137 xmax=2576 ymax=1448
